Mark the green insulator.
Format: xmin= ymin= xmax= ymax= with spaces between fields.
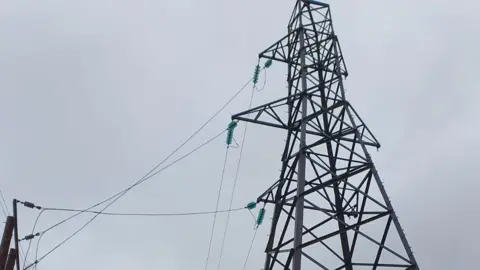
xmin=246 ymin=202 xmax=257 ymax=210
xmin=256 ymin=208 xmax=266 ymax=225
xmin=226 ymin=132 xmax=233 ymax=145
xmin=227 ymin=121 xmax=238 ymax=130
xmin=226 ymin=121 xmax=237 ymax=145
xmin=252 ymin=64 xmax=261 ymax=84
xmin=264 ymin=59 xmax=273 ymax=68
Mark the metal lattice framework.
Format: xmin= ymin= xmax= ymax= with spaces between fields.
xmin=232 ymin=1 xmax=419 ymax=269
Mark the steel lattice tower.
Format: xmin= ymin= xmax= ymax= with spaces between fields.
xmin=232 ymin=1 xmax=419 ymax=269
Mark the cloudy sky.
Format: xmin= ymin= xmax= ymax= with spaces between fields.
xmin=1 ymin=0 xmax=479 ymax=269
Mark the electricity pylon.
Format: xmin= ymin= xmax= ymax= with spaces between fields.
xmin=232 ymin=1 xmax=419 ymax=269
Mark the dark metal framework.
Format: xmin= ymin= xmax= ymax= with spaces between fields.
xmin=232 ymin=1 xmax=419 ymax=269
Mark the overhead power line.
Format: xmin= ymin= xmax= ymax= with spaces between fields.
xmin=38 ymin=75 xmax=254 ymax=238
xmin=24 ymin=74 xmax=256 ymax=269
xmin=41 ymin=206 xmax=246 ymax=217
xmin=21 ymin=201 xmax=252 ymax=270
xmin=216 ymin=66 xmax=260 ymax=270
xmin=242 ymin=228 xmax=259 ymax=270
xmin=0 ymin=189 xmax=10 ymax=216
xmin=23 ymin=210 xmax=44 ymax=268
xmin=204 ymin=147 xmax=230 ymax=270
xmin=24 ymin=129 xmax=226 ymax=270
xmin=40 ymin=128 xmax=226 ymax=237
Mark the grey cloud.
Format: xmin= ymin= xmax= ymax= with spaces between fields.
xmin=1 ymin=0 xmax=479 ymax=269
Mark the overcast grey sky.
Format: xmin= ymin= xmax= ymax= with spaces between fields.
xmin=1 ymin=0 xmax=479 ymax=269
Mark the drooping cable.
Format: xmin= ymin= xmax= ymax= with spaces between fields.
xmin=0 ymin=197 xmax=7 ymax=218
xmin=30 ymin=233 xmax=43 ymax=270
xmin=0 ymin=189 xmax=10 ymax=215
xmin=215 ymin=85 xmax=256 ymax=270
xmin=255 ymin=69 xmax=268 ymax=92
xmin=39 ymin=129 xmax=226 ymax=236
xmin=23 ymin=210 xmax=44 ymax=268
xmin=22 ymin=202 xmax=250 ymax=270
xmin=24 ymin=204 xmax=247 ymax=270
xmin=24 ymin=129 xmax=226 ymax=270
xmin=24 ymin=65 xmax=265 ymax=270
xmin=204 ymin=147 xmax=230 ymax=270
xmin=40 ymin=206 xmax=246 ymax=217
xmin=22 ymin=72 xmax=255 ymax=270
xmin=242 ymin=228 xmax=259 ymax=270
xmin=34 ymin=75 xmax=254 ymax=238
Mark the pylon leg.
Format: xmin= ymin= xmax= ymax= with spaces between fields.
xmin=5 ymin=248 xmax=17 ymax=270
xmin=0 ymin=216 xmax=14 ymax=269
